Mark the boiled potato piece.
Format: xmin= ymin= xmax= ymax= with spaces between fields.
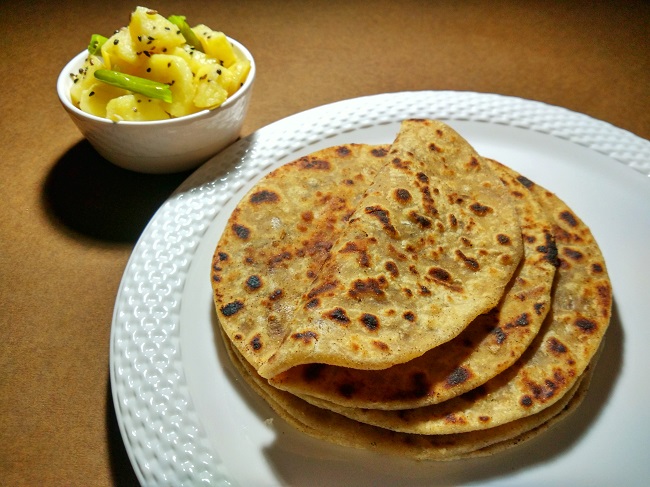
xmin=128 ymin=6 xmax=186 ymax=55
xmin=142 ymin=54 xmax=198 ymax=117
xmin=70 ymin=55 xmax=106 ymax=105
xmin=79 ymin=82 xmax=129 ymax=118
xmin=192 ymin=24 xmax=237 ymax=67
xmin=101 ymin=27 xmax=140 ymax=71
xmin=172 ymin=45 xmax=218 ymax=76
xmin=193 ymin=64 xmax=230 ymax=108
xmin=106 ymin=94 xmax=171 ymax=121
xmin=223 ymin=58 xmax=251 ymax=95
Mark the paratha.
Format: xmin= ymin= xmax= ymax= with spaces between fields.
xmin=257 ymin=120 xmax=523 ymax=378
xmin=222 ymin=324 xmax=600 ymax=461
xmin=212 ymin=144 xmax=389 ymax=371
xmin=269 ymin=156 xmax=559 ymax=409
xmin=293 ymin=161 xmax=611 ymax=435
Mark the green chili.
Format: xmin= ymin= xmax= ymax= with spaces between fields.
xmin=94 ymin=69 xmax=173 ymax=103
xmin=88 ymin=34 xmax=108 ymax=55
xmin=168 ymin=15 xmax=204 ymax=52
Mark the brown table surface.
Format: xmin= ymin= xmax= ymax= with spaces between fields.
xmin=2 ymin=0 xmax=648 ymax=485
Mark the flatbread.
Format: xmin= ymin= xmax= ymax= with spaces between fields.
xmin=222 ymin=324 xmax=600 ymax=461
xmin=269 ymin=158 xmax=558 ymax=409
xmin=258 ymin=120 xmax=523 ymax=378
xmin=212 ymin=144 xmax=389 ymax=371
xmin=293 ymin=161 xmax=611 ymax=434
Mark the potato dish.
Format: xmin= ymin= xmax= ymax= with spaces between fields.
xmin=70 ymin=6 xmax=251 ymax=121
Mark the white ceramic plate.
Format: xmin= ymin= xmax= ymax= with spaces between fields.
xmin=110 ymin=91 xmax=650 ymax=486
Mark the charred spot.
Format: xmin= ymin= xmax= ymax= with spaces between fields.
xmin=305 ymin=297 xmax=320 ymax=309
xmin=467 ymin=156 xmax=480 ymax=168
xmin=326 ymin=307 xmax=350 ymax=324
xmin=563 ymin=247 xmax=584 ymax=260
xmin=307 ymin=281 xmax=338 ymax=299
xmin=479 ymin=415 xmax=491 ymax=423
xmin=444 ymin=413 xmax=466 ymax=424
xmin=268 ymin=251 xmax=292 ymax=267
xmin=493 ymin=327 xmax=507 ymax=344
xmin=250 ymin=190 xmax=279 ymax=204
xmin=429 ymin=142 xmax=441 ymax=152
xmin=220 ymin=300 xmax=244 ymax=317
xmin=300 ymin=157 xmax=331 ymax=170
xmin=269 ymin=288 xmax=283 ymax=301
xmin=520 ymin=395 xmax=533 ymax=407
xmin=534 ymin=302 xmax=545 ymax=315
xmin=559 ymin=210 xmax=578 ymax=227
xmin=446 ymin=366 xmax=471 ymax=387
xmin=497 ymin=234 xmax=511 ymax=245
xmin=429 ymin=267 xmax=451 ymax=282
xmin=301 ymin=211 xmax=314 ymax=222
xmin=245 ymin=275 xmax=262 ymax=290
xmin=340 ymin=241 xmax=371 ymax=267
xmin=391 ymin=157 xmax=409 ymax=169
xmin=409 ymin=211 xmax=432 ymax=229
xmin=420 ymin=285 xmax=431 ymax=295
xmin=592 ymin=263 xmax=604 ymax=273
xmin=403 ymin=311 xmax=416 ymax=321
xmin=339 ymin=383 xmax=357 ymax=398
xmin=218 ymin=252 xmax=228 ymax=261
xmin=292 ymin=330 xmax=318 ymax=343
xmin=416 ymin=172 xmax=429 ymax=183
xmin=394 ymin=188 xmax=412 ymax=204
xmin=232 ymin=223 xmax=250 ymax=240
xmin=336 ymin=146 xmax=352 ymax=156
xmin=361 ymin=313 xmax=380 ymax=331
xmin=516 ymin=175 xmax=534 ymax=188
xmin=575 ymin=318 xmax=597 ymax=333
xmin=372 ymin=340 xmax=389 ymax=351
xmin=449 ymin=214 xmax=458 ymax=227
xmin=420 ymin=186 xmax=439 ymax=216
xmin=303 ymin=363 xmax=326 ymax=381
xmin=537 ymin=232 xmax=560 ymax=267
xmin=548 ymin=337 xmax=567 ymax=354
xmin=515 ymin=313 xmax=530 ymax=326
xmin=371 ymin=147 xmax=388 ymax=157
xmin=597 ymin=284 xmax=612 ymax=307
xmin=469 ymin=202 xmax=491 ymax=216
xmin=385 ymin=261 xmax=399 ymax=277
xmin=365 ymin=206 xmax=398 ymax=238
xmin=403 ymin=288 xmax=413 ymax=297
xmin=455 ymin=250 xmax=480 ymax=271
xmin=250 ymin=334 xmax=262 ymax=351
xmin=212 ymin=274 xmax=221 ymax=282
xmin=348 ymin=276 xmax=388 ymax=299
xmin=234 ymin=333 xmax=243 ymax=340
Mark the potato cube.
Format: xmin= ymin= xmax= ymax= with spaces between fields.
xmin=128 ymin=7 xmax=186 ymax=56
xmin=106 ymin=94 xmax=171 ymax=121
xmin=192 ymin=24 xmax=237 ymax=67
xmin=78 ymin=82 xmax=128 ymax=118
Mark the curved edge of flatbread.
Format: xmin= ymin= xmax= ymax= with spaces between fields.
xmin=221 ymin=322 xmax=601 ymax=461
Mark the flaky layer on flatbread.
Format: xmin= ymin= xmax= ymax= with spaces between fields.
xmin=291 ymin=161 xmax=611 ymax=435
xmin=212 ymin=144 xmax=389 ymax=371
xmin=269 ymin=159 xmax=558 ymax=409
xmin=258 ymin=120 xmax=523 ymax=378
xmin=222 ymin=324 xmax=601 ymax=461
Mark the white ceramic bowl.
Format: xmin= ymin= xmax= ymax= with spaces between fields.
xmin=57 ymin=37 xmax=255 ymax=174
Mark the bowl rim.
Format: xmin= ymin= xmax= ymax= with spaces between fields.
xmin=57 ymin=35 xmax=255 ymax=126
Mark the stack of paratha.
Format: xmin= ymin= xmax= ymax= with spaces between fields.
xmin=211 ymin=119 xmax=611 ymax=460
